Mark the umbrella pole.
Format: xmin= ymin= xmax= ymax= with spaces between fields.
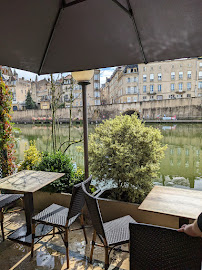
xmin=81 ymin=82 xmax=90 ymax=180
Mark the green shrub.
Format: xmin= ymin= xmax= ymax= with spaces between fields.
xmin=89 ymin=114 xmax=166 ymax=203
xmin=35 ymin=151 xmax=75 ymax=193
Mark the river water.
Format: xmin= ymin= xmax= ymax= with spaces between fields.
xmin=14 ymin=123 xmax=202 ymax=190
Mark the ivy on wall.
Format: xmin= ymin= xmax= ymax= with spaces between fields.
xmin=0 ymin=77 xmax=16 ymax=177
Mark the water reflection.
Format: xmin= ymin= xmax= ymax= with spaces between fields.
xmin=14 ymin=123 xmax=202 ymax=190
xmin=148 ymin=123 xmax=202 ymax=190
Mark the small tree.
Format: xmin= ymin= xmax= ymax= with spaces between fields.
xmin=89 ymin=114 xmax=166 ymax=203
xmin=25 ymin=90 xmax=36 ymax=109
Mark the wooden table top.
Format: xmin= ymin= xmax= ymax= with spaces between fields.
xmin=0 ymin=170 xmax=65 ymax=193
xmin=138 ymin=186 xmax=202 ymax=220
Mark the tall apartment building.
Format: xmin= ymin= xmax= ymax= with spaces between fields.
xmin=61 ymin=69 xmax=101 ymax=107
xmin=101 ymin=58 xmax=202 ymax=104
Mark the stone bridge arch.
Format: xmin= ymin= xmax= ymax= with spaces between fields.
xmin=122 ymin=110 xmax=140 ymax=118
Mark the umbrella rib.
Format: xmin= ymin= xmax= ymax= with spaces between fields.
xmin=63 ymin=0 xmax=87 ymax=8
xmin=112 ymin=0 xmax=147 ymax=64
xmin=126 ymin=0 xmax=147 ymax=64
xmin=38 ymin=7 xmax=63 ymax=75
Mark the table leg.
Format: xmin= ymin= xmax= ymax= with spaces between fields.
xmin=179 ymin=217 xmax=189 ymax=228
xmin=24 ymin=192 xmax=34 ymax=235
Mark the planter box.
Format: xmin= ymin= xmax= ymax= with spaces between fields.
xmin=33 ymin=191 xmax=182 ymax=229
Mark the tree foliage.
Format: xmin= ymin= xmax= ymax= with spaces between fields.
xmin=25 ymin=90 xmax=36 ymax=109
xmin=0 ymin=78 xmax=16 ymax=177
xmin=18 ymin=141 xmax=41 ymax=171
xmin=89 ymin=114 xmax=166 ymax=203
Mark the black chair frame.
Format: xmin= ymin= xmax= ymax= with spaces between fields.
xmin=31 ymin=176 xmax=92 ymax=269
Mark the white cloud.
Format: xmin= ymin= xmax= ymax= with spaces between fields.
xmin=100 ymin=67 xmax=116 ymax=85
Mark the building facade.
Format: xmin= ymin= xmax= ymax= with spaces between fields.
xmin=101 ymin=58 xmax=202 ymax=104
xmin=61 ymin=69 xmax=101 ymax=108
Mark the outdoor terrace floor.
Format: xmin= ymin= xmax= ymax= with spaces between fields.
xmin=0 ymin=209 xmax=129 ymax=270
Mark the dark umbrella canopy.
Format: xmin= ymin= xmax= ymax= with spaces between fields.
xmin=1 ymin=0 xmax=202 ymax=75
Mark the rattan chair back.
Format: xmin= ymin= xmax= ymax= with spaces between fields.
xmin=82 ymin=182 xmax=106 ymax=241
xmin=67 ymin=175 xmax=92 ymax=221
xmin=129 ymin=223 xmax=202 ymax=270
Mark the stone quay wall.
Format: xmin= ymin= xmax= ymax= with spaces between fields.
xmin=12 ymin=97 xmax=202 ymax=123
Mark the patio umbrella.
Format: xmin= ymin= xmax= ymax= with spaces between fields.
xmin=1 ymin=0 xmax=202 ymax=179
xmin=1 ymin=0 xmax=202 ymax=74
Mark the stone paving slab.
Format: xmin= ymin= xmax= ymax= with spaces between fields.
xmin=0 ymin=209 xmax=129 ymax=270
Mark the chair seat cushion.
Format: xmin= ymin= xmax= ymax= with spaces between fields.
xmin=103 ymin=215 xmax=136 ymax=246
xmin=0 ymin=194 xmax=23 ymax=209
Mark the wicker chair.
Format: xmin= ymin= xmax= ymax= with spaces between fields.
xmin=82 ymin=182 xmax=137 ymax=270
xmin=0 ymin=194 xmax=23 ymax=241
xmin=129 ymin=223 xmax=202 ymax=270
xmin=31 ymin=176 xmax=92 ymax=269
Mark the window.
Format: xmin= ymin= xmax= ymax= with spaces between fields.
xmin=134 ymin=97 xmax=137 ymax=102
xmin=127 ymin=97 xmax=131 ymax=102
xmin=158 ymin=73 xmax=162 ymax=81
xmin=150 ymin=85 xmax=154 ymax=92
xmin=94 ymin=91 xmax=100 ymax=97
xmin=64 ymin=94 xmax=69 ymax=102
xmin=80 ymin=101 xmax=82 ymax=106
xmin=143 ymin=85 xmax=147 ymax=93
xmin=157 ymin=95 xmax=163 ymax=100
xmin=143 ymin=67 xmax=146 ymax=71
xmin=134 ymin=87 xmax=138 ymax=93
xmin=198 ymin=81 xmax=202 ymax=89
xmin=127 ymin=77 xmax=130 ymax=83
xmin=179 ymin=83 xmax=183 ymax=91
xmin=171 ymin=83 xmax=175 ymax=91
xmin=13 ymin=93 xmax=16 ymax=101
xmin=120 ymin=89 xmax=123 ymax=96
xmin=21 ymin=90 xmax=23 ymax=93
xmin=172 ymin=65 xmax=174 ymax=69
xmin=130 ymin=86 xmax=134 ymax=93
xmin=150 ymin=74 xmax=154 ymax=81
xmin=143 ymin=96 xmax=147 ymax=100
xmin=76 ymin=102 xmax=78 ymax=106
xmin=187 ymin=94 xmax=191 ymax=98
xmin=179 ymin=72 xmax=183 ymax=79
xmin=134 ymin=77 xmax=137 ymax=82
xmin=158 ymin=84 xmax=162 ymax=92
xmin=150 ymin=67 xmax=153 ymax=71
xmin=127 ymin=87 xmax=131 ymax=94
xmin=199 ymin=71 xmax=202 ymax=79
xmin=143 ymin=75 xmax=147 ymax=82
xmin=95 ymin=100 xmax=100 ymax=105
xmin=94 ymin=74 xmax=99 ymax=80
xmin=199 ymin=62 xmax=202 ymax=67
xmin=159 ymin=66 xmax=161 ymax=69
xmin=171 ymin=72 xmax=175 ymax=80
xmin=94 ymin=82 xmax=99 ymax=89
xmin=187 ymin=82 xmax=191 ymax=90
xmin=187 ymin=71 xmax=191 ymax=79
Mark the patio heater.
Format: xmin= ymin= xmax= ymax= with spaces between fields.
xmin=72 ymin=70 xmax=94 ymax=180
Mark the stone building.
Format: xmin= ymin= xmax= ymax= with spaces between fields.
xmin=138 ymin=58 xmax=200 ymax=102
xmin=101 ymin=58 xmax=202 ymax=104
xmin=61 ymin=69 xmax=101 ymax=107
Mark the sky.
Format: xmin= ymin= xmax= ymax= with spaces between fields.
xmin=13 ymin=67 xmax=116 ymax=86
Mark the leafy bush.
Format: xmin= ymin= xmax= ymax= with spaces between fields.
xmin=35 ymin=151 xmax=85 ymax=193
xmin=89 ymin=114 xmax=166 ymax=204
xmin=18 ymin=141 xmax=41 ymax=171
